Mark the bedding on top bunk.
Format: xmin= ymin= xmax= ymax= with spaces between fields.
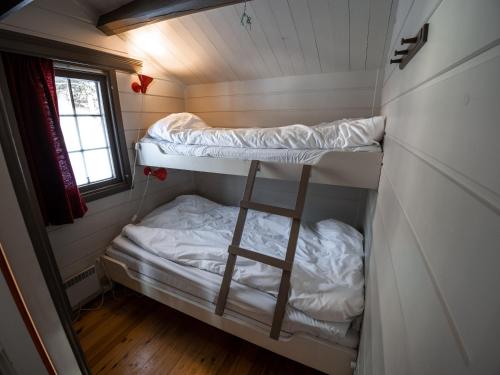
xmin=117 ymin=194 xmax=364 ymax=323
xmin=142 ymin=113 xmax=384 ymax=164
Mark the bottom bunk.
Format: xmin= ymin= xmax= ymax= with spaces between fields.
xmin=102 ymin=194 xmax=365 ymax=375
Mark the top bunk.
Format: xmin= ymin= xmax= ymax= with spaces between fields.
xmin=136 ymin=113 xmax=384 ymax=190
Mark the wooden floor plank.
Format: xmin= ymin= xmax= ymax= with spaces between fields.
xmin=75 ymin=289 xmax=324 ymax=374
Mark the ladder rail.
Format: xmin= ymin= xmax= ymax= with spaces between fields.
xmin=215 ymin=161 xmax=312 ymax=340
xmin=215 ymin=160 xmax=260 ymax=316
xmin=270 ymin=164 xmax=311 ymax=339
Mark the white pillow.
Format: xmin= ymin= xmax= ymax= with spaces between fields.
xmin=148 ymin=112 xmax=208 ymax=139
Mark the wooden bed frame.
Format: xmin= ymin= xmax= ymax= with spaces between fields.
xmin=136 ymin=141 xmax=383 ymax=189
xmin=101 ymin=255 xmax=357 ymax=375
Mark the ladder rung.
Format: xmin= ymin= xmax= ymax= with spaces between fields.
xmin=240 ymin=201 xmax=299 ymax=218
xmin=229 ymin=245 xmax=291 ymax=271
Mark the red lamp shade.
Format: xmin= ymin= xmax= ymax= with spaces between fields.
xmin=131 ymin=74 xmax=154 ymax=94
xmin=143 ymin=167 xmax=167 ymax=181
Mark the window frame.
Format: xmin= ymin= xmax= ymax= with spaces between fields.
xmin=54 ymin=66 xmax=132 ymax=202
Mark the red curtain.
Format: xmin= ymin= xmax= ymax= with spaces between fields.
xmin=2 ymin=52 xmax=87 ymax=225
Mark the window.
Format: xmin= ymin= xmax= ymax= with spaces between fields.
xmin=55 ymin=67 xmax=131 ymax=201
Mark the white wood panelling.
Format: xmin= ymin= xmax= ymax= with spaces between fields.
xmin=195 ymin=173 xmax=368 ymax=229
xmin=47 ymin=71 xmax=194 ymax=281
xmin=349 ymin=0 xmax=370 ymax=70
xmin=308 ymin=0 xmax=349 ymax=72
xmin=114 ymin=0 xmax=392 ymax=83
xmin=382 ymin=0 xmax=500 ymax=105
xmin=358 ymin=1 xmax=500 ymax=374
xmin=3 ymin=0 xmax=393 ymax=84
xmin=356 ymin=250 xmax=384 ymax=375
xmin=382 ymin=0 xmax=443 ymax=86
xmin=365 ymin=0 xmax=393 ymax=69
xmin=187 ymin=108 xmax=376 ymax=128
xmin=185 ymin=70 xmax=378 ymax=127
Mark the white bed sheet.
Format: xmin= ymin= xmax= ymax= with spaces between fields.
xmin=139 ymin=136 xmax=381 ymax=165
xmin=106 ymin=238 xmax=359 ymax=348
xmin=147 ymin=113 xmax=385 ymax=150
xmin=121 ymin=195 xmax=364 ymax=322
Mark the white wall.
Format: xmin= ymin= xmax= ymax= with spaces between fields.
xmin=47 ymin=70 xmax=194 ymax=282
xmin=195 ymin=173 xmax=369 ymax=230
xmin=0 ymin=0 xmax=196 ymax=301
xmin=0 ymin=0 xmax=196 ymax=283
xmin=0 ymin=144 xmax=79 ymax=374
xmin=357 ymin=1 xmax=500 ymax=374
xmin=0 ymin=269 xmax=47 ymax=374
xmin=185 ymin=70 xmax=379 ymax=127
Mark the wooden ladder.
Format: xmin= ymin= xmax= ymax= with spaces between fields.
xmin=215 ymin=160 xmax=312 ymax=340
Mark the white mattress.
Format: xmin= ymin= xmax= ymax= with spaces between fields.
xmin=140 ymin=136 xmax=381 ymax=165
xmin=121 ymin=195 xmax=364 ymax=322
xmin=147 ymin=113 xmax=385 ymax=152
xmin=106 ymin=237 xmax=359 ymax=348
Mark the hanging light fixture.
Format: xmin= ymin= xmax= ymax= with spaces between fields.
xmin=240 ymin=0 xmax=252 ymax=30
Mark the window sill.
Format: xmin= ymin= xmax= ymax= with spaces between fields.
xmin=81 ymin=179 xmax=131 ymax=202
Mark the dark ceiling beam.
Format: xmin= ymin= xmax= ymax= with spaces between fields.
xmin=0 ymin=0 xmax=33 ymax=21
xmin=97 ymin=0 xmax=247 ymax=36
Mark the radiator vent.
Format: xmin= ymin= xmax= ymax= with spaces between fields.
xmin=64 ymin=266 xmax=96 ymax=289
xmin=63 ymin=265 xmax=101 ymax=309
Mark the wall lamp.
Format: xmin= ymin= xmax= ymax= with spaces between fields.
xmin=131 ymin=74 xmax=154 ymax=94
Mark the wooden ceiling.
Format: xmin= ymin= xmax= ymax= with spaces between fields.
xmin=85 ymin=0 xmax=393 ymax=84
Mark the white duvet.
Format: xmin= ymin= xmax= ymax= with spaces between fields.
xmin=120 ymin=195 xmax=365 ymax=323
xmin=147 ymin=112 xmax=385 ymax=150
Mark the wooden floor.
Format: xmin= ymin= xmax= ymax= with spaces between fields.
xmin=74 ymin=288 xmax=323 ymax=374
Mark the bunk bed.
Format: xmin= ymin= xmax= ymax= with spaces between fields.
xmin=101 ymin=113 xmax=385 ymax=375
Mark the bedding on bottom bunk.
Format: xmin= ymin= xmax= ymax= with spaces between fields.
xmin=114 ymin=195 xmax=364 ymax=323
xmin=106 ymin=241 xmax=359 ymax=348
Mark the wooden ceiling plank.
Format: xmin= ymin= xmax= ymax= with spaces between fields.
xmin=227 ymin=5 xmax=276 ymax=77
xmin=232 ymin=4 xmax=283 ymax=77
xmin=158 ymin=19 xmax=219 ymax=83
xmin=366 ymin=0 xmax=393 ymax=70
xmin=123 ymin=24 xmax=202 ymax=83
xmin=287 ymin=0 xmax=322 ymax=75
xmin=218 ymin=5 xmax=271 ymax=78
xmin=154 ymin=21 xmax=213 ymax=83
xmin=309 ymin=0 xmax=336 ymax=73
xmin=204 ymin=7 xmax=262 ymax=80
xmin=349 ymin=0 xmax=370 ymax=71
xmin=267 ymin=0 xmax=307 ymax=76
xmin=249 ymin=0 xmax=294 ymax=76
xmin=190 ymin=12 xmax=248 ymax=81
xmin=97 ymin=0 xmax=245 ymax=36
xmin=329 ymin=0 xmax=350 ymax=70
xmin=176 ymin=16 xmax=239 ymax=82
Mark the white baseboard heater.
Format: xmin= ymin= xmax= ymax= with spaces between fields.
xmin=63 ymin=265 xmax=101 ymax=309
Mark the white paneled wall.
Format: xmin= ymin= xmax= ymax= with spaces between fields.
xmin=186 ymin=70 xmax=379 ymax=128
xmin=357 ymin=1 xmax=500 ymax=374
xmin=0 ymin=0 xmax=194 ymax=282
xmin=195 ymin=173 xmax=368 ymax=230
xmin=47 ymin=72 xmax=193 ymax=281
